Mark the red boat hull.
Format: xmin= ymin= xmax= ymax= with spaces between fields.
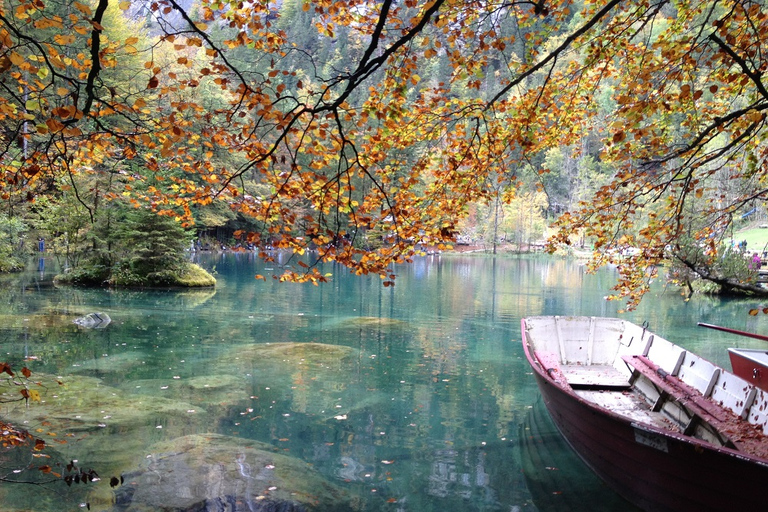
xmin=526 ymin=344 xmax=768 ymax=512
xmin=728 ymin=348 xmax=768 ymax=391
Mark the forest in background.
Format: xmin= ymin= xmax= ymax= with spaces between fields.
xmin=1 ymin=0 xmax=768 ymax=302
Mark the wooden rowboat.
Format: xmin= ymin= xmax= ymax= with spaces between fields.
xmin=521 ymin=316 xmax=768 ymax=512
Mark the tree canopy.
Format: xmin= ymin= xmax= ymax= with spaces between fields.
xmin=2 ymin=0 xmax=768 ymax=306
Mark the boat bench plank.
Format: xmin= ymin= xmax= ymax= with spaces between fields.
xmin=575 ymin=389 xmax=676 ymax=431
xmin=561 ymin=364 xmax=631 ymax=390
xmin=535 ymin=350 xmax=630 ymax=390
xmin=622 ymin=354 xmax=767 ymax=455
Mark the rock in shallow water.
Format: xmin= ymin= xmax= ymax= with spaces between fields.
xmin=111 ymin=434 xmax=352 ymax=512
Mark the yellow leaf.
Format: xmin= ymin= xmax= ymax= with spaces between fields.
xmin=29 ymin=390 xmax=41 ymax=402
xmin=125 ymin=36 xmax=139 ymax=45
xmin=119 ymin=0 xmax=131 ymax=10
xmin=9 ymin=51 xmax=24 ymax=66
xmin=73 ymin=1 xmax=92 ymax=15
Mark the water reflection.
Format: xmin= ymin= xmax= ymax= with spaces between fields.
xmin=1 ymin=253 xmax=767 ymax=511
xmin=520 ymin=399 xmax=640 ymax=512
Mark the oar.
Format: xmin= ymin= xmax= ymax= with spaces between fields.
xmin=697 ymin=322 xmax=768 ymax=343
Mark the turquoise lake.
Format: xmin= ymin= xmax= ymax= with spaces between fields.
xmin=1 ymin=252 xmax=767 ymax=511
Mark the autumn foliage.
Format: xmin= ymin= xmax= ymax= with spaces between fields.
xmin=1 ymin=0 xmax=767 ymax=305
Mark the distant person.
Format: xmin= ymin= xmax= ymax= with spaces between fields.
xmin=38 ymin=237 xmax=45 ymax=252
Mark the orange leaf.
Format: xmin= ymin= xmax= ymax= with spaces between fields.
xmin=22 ymin=367 xmax=31 ymax=378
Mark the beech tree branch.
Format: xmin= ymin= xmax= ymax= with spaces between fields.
xmin=79 ymin=0 xmax=110 ymax=122
xmin=485 ymin=0 xmax=624 ymax=108
xmin=709 ymin=32 xmax=768 ymax=102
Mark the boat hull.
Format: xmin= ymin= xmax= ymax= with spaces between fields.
xmin=523 ymin=318 xmax=768 ymax=512
xmin=532 ymin=369 xmax=768 ymax=512
xmin=728 ymin=348 xmax=768 ymax=391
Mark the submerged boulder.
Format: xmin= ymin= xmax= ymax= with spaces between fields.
xmin=112 ymin=434 xmax=352 ymax=512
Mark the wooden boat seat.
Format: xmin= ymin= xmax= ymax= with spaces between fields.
xmin=534 ymin=350 xmax=631 ymax=390
xmin=622 ymin=354 xmax=767 ymax=455
xmin=560 ymin=364 xmax=631 ymax=390
xmin=574 ymin=389 xmax=676 ymax=431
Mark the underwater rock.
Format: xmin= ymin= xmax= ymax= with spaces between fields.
xmin=0 ymin=371 xmax=208 ymax=477
xmin=111 ymin=434 xmax=352 ymax=512
xmin=120 ymin=374 xmax=248 ymax=408
xmin=69 ymin=351 xmax=148 ymax=375
xmin=221 ymin=342 xmax=358 ymax=372
xmin=73 ymin=311 xmax=111 ymax=328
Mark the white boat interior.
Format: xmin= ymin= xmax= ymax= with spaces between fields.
xmin=523 ymin=316 xmax=768 ymax=458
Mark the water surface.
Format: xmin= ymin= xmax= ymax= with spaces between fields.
xmin=1 ymin=253 xmax=766 ymax=511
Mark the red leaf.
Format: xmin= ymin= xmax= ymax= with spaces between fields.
xmin=0 ymin=363 xmax=14 ymax=376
